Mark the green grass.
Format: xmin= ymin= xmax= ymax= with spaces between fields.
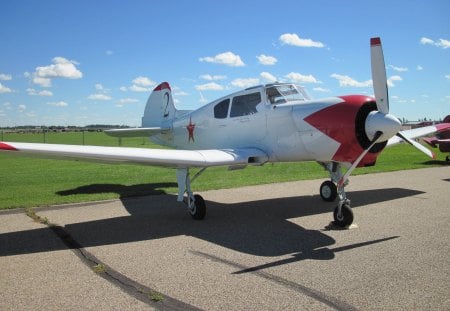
xmin=0 ymin=131 xmax=447 ymax=210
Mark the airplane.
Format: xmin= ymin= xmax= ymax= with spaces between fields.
xmin=423 ymin=115 xmax=450 ymax=162
xmin=1 ymin=37 xmax=449 ymax=228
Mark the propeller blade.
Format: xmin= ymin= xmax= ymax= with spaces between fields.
xmin=338 ymin=131 xmax=383 ymax=187
xmin=396 ymin=132 xmax=436 ymax=159
xmin=370 ymin=37 xmax=389 ymax=114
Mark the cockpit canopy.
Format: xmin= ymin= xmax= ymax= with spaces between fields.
xmin=265 ymin=84 xmax=311 ymax=104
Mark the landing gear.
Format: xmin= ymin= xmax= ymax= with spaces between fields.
xmin=177 ymin=168 xmax=207 ymax=220
xmin=333 ymin=202 xmax=354 ymax=227
xmin=187 ymin=194 xmax=206 ymax=220
xmin=320 ymin=180 xmax=337 ymax=202
xmin=320 ymin=161 xmax=354 ymax=227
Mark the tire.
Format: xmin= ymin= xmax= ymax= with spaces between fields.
xmin=320 ymin=181 xmax=337 ymax=202
xmin=189 ymin=194 xmax=206 ymax=220
xmin=333 ymin=204 xmax=354 ymax=227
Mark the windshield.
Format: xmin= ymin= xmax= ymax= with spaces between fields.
xmin=265 ymin=84 xmax=310 ymax=104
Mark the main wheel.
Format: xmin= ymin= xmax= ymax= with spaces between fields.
xmin=333 ymin=203 xmax=354 ymax=227
xmin=320 ymin=181 xmax=337 ymax=202
xmin=189 ymin=194 xmax=206 ymax=220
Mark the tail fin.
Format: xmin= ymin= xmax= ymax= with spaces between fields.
xmin=142 ymin=82 xmax=177 ymax=127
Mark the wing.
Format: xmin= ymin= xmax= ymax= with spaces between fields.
xmin=104 ymin=127 xmax=169 ymax=138
xmin=387 ymin=123 xmax=450 ymax=146
xmin=0 ymin=142 xmax=267 ymax=168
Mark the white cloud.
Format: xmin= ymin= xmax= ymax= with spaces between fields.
xmin=445 ymin=74 xmax=450 ymax=79
xmin=313 ymin=87 xmax=331 ymax=92
xmin=199 ymin=51 xmax=245 ymax=67
xmin=18 ymin=104 xmax=26 ymax=112
xmin=285 ymin=72 xmax=321 ymax=84
xmin=35 ymin=57 xmax=82 ymax=79
xmin=47 ymin=101 xmax=68 ymax=107
xmin=279 ymin=33 xmax=324 ymax=48
xmin=33 ymin=76 xmax=52 ymax=87
xmin=88 ymin=94 xmax=112 ymax=100
xmin=120 ymin=77 xmax=155 ymax=92
xmin=330 ymin=73 xmax=372 ymax=87
xmin=95 ymin=83 xmax=104 ymax=91
xmin=106 ymin=50 xmax=114 ymax=55
xmin=387 ymin=75 xmax=402 ymax=87
xmin=116 ymin=98 xmax=139 ymax=107
xmin=174 ymin=91 xmax=189 ymax=96
xmin=231 ymin=78 xmax=260 ymax=88
xmin=27 ymin=88 xmax=53 ymax=96
xmin=257 ymin=54 xmax=278 ymax=65
xmin=28 ymin=57 xmax=82 ymax=87
xmin=199 ymin=92 xmax=208 ymax=104
xmin=132 ymin=76 xmax=155 ymax=87
xmin=420 ymin=37 xmax=450 ymax=49
xmin=416 ymin=65 xmax=423 ymax=71
xmin=389 ymin=65 xmax=408 ymax=72
xmin=128 ymin=85 xmax=152 ymax=92
xmin=260 ymin=72 xmax=277 ymax=83
xmin=195 ymin=82 xmax=224 ymax=91
xmin=199 ymin=74 xmax=227 ymax=81
xmin=3 ymin=102 xmax=11 ymax=109
xmin=0 ymin=73 xmax=12 ymax=81
xmin=0 ymin=82 xmax=12 ymax=93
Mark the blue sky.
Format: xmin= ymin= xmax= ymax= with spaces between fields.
xmin=0 ymin=0 xmax=449 ymax=127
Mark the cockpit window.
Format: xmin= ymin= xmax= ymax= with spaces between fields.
xmin=266 ymin=84 xmax=309 ymax=104
xmin=214 ymin=98 xmax=230 ymax=119
xmin=230 ymin=92 xmax=261 ymax=117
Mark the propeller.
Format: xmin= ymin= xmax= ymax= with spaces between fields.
xmin=365 ymin=37 xmax=433 ymax=158
xmin=342 ymin=37 xmax=434 ymax=185
xmin=370 ymin=37 xmax=389 ymax=114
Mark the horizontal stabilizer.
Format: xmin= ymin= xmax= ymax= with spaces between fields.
xmin=104 ymin=127 xmax=169 ymax=138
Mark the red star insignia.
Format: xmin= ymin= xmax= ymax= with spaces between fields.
xmin=186 ymin=116 xmax=196 ymax=142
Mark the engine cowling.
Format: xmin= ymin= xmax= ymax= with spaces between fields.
xmin=304 ymin=95 xmax=388 ymax=167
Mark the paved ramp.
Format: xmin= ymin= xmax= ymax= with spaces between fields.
xmin=1 ymin=167 xmax=449 ymax=310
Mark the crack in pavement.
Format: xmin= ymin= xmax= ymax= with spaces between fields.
xmin=25 ymin=208 xmax=202 ymax=311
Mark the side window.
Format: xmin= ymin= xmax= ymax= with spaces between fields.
xmin=214 ymin=99 xmax=230 ymax=119
xmin=230 ymin=92 xmax=261 ymax=118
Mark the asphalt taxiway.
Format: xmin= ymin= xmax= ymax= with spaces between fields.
xmin=1 ymin=166 xmax=449 ymax=310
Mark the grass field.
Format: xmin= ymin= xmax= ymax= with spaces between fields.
xmin=0 ymin=131 xmax=447 ymax=210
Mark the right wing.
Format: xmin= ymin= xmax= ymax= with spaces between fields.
xmin=0 ymin=142 xmax=268 ymax=168
xmin=387 ymin=123 xmax=450 ymax=146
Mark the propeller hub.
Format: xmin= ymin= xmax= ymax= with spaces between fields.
xmin=365 ymin=111 xmax=401 ymax=141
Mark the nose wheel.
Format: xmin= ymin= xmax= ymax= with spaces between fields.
xmin=333 ymin=202 xmax=354 ymax=227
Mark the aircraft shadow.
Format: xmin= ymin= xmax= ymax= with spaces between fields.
xmin=0 ymin=185 xmax=422 ymax=259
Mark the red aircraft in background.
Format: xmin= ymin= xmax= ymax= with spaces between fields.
xmin=423 ymin=115 xmax=450 ymax=162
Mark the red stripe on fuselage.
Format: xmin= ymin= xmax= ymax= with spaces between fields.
xmin=0 ymin=142 xmax=18 ymax=151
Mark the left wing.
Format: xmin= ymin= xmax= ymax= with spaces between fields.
xmin=104 ymin=127 xmax=169 ymax=138
xmin=0 ymin=142 xmax=268 ymax=168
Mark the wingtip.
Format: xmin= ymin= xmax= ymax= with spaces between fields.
xmin=370 ymin=37 xmax=381 ymax=46
xmin=0 ymin=142 xmax=18 ymax=151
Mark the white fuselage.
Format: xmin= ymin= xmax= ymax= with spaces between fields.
xmin=151 ymin=84 xmax=343 ymax=163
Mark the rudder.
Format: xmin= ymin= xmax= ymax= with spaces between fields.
xmin=142 ymin=82 xmax=177 ymax=127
